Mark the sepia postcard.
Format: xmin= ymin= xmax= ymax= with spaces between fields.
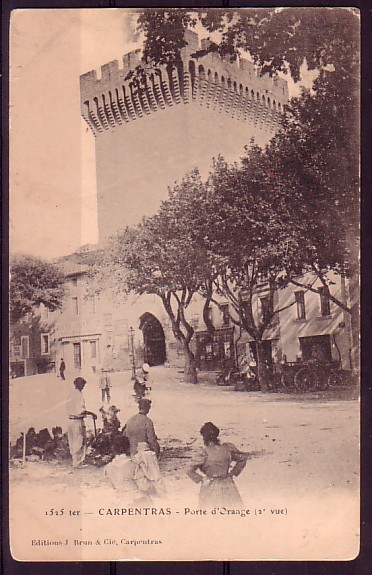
xmin=9 ymin=8 xmax=360 ymax=562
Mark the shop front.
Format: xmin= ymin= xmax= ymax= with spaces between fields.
xmin=196 ymin=327 xmax=235 ymax=371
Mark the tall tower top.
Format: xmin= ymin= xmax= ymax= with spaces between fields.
xmin=80 ymin=29 xmax=288 ymax=137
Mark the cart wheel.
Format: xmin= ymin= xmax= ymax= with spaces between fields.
xmin=327 ymin=371 xmax=345 ymax=389
xmin=294 ymin=367 xmax=318 ymax=392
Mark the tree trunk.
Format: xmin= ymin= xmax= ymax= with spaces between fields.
xmin=256 ymin=339 xmax=271 ymax=392
xmin=203 ymin=296 xmax=215 ymax=336
xmin=160 ymin=292 xmax=198 ymax=384
xmin=348 ymin=270 xmax=360 ymax=381
xmin=182 ymin=341 xmax=198 ymax=384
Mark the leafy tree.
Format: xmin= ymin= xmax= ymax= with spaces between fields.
xmin=264 ymin=88 xmax=357 ymax=313
xmin=10 ymin=256 xmax=65 ymax=324
xmin=191 ymin=151 xmax=304 ymax=390
xmin=123 ymin=8 xmax=359 ymax=378
xmin=135 ymin=8 xmax=359 ymax=89
xmin=134 ymin=7 xmax=359 ymax=284
xmin=198 ymin=8 xmax=359 ymax=86
xmin=96 ymin=171 xmax=216 ymax=384
xmin=137 ymin=9 xmax=197 ymax=68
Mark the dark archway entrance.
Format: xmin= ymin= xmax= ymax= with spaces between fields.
xmin=139 ymin=313 xmax=166 ymax=366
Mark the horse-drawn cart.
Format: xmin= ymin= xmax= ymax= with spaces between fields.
xmin=275 ymin=360 xmax=352 ymax=392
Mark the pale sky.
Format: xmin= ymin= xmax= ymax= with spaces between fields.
xmin=10 ymin=9 xmax=140 ymax=259
xmin=10 ymin=9 xmax=313 ymax=261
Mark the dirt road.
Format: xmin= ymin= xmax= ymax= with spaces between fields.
xmin=10 ymin=366 xmax=359 ymax=501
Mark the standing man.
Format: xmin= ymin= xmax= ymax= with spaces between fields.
xmin=99 ymin=368 xmax=112 ymax=403
xmin=59 ymin=358 xmax=66 ymax=380
xmin=133 ymin=364 xmax=149 ymax=400
xmin=66 ymin=377 xmax=97 ymax=468
xmin=123 ymin=398 xmax=160 ymax=457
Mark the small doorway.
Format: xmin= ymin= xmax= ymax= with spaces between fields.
xmin=139 ymin=313 xmax=166 ymax=366
xmin=73 ymin=343 xmax=82 ymax=369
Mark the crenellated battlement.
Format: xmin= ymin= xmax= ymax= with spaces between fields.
xmin=80 ymin=29 xmax=288 ymax=137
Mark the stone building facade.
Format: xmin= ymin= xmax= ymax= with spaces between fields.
xmin=10 ymin=252 xmax=352 ymax=378
xmin=44 ymin=246 xmax=352 ymax=378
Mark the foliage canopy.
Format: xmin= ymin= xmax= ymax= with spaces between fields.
xmin=10 ymin=256 xmax=65 ymax=323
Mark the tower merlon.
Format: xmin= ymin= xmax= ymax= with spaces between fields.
xmin=80 ymin=49 xmax=142 ymax=100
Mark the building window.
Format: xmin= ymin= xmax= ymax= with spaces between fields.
xmin=21 ymin=336 xmax=30 ymax=358
xmin=90 ymin=340 xmax=97 ymax=359
xmin=12 ymin=345 xmax=21 ymax=358
xmin=104 ymin=313 xmax=113 ymax=327
xmin=221 ymin=304 xmax=230 ymax=326
xmin=318 ymin=286 xmax=331 ymax=316
xmin=295 ymin=291 xmax=306 ymax=320
xmin=260 ymin=296 xmax=272 ymax=323
xmin=205 ymin=343 xmax=213 ymax=360
xmin=72 ymin=297 xmax=79 ymax=315
xmin=41 ymin=333 xmax=50 ymax=354
xmin=73 ymin=343 xmax=81 ymax=369
xmin=87 ymin=295 xmax=96 ymax=314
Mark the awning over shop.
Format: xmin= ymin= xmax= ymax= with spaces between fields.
xmin=59 ymin=333 xmax=101 ymax=342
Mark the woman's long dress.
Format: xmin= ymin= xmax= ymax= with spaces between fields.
xmin=187 ymin=442 xmax=248 ymax=508
xmin=66 ymin=388 xmax=87 ymax=467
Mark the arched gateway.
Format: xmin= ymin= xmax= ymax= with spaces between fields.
xmin=139 ymin=313 xmax=166 ymax=366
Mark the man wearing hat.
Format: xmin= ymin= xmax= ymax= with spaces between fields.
xmin=99 ymin=367 xmax=112 ymax=403
xmin=123 ymin=399 xmax=160 ymax=458
xmin=59 ymin=358 xmax=66 ymax=380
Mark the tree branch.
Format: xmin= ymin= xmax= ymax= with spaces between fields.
xmin=179 ymin=304 xmax=194 ymax=345
xmin=161 ymin=292 xmax=185 ymax=343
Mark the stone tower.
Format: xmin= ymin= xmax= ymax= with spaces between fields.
xmin=80 ymin=29 xmax=288 ymax=242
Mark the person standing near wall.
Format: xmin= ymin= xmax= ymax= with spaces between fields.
xmin=59 ymin=358 xmax=66 ymax=380
xmin=99 ymin=368 xmax=112 ymax=403
xmin=66 ymin=377 xmax=97 ymax=468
